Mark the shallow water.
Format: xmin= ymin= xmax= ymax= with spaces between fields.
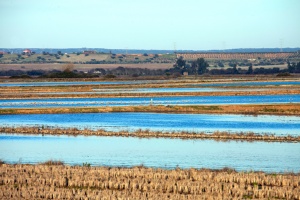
xmin=1 ymin=113 xmax=299 ymax=135
xmin=1 ymin=94 xmax=299 ymax=108
xmin=0 ymin=134 xmax=299 ymax=172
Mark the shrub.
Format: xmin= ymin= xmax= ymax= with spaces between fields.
xmin=104 ymin=74 xmax=116 ymax=79
xmin=277 ymin=72 xmax=290 ymax=76
xmin=41 ymin=160 xmax=64 ymax=165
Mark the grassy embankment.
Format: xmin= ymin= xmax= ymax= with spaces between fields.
xmin=0 ymin=162 xmax=299 ymax=199
xmin=0 ymin=104 xmax=299 ymax=116
xmin=1 ymin=126 xmax=299 ymax=142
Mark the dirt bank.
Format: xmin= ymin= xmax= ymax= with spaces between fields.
xmin=0 ymin=163 xmax=299 ymax=199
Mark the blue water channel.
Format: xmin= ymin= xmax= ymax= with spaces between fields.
xmin=0 ymin=134 xmax=299 ymax=172
xmin=0 ymin=95 xmax=299 ymax=108
xmin=1 ymin=113 xmax=299 ymax=136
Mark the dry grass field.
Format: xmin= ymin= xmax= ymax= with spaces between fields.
xmin=1 ymin=163 xmax=299 ymax=199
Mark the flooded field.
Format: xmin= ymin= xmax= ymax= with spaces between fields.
xmin=1 ymin=94 xmax=299 ymax=108
xmin=1 ymin=112 xmax=299 ymax=136
xmin=1 ymin=134 xmax=299 ymax=172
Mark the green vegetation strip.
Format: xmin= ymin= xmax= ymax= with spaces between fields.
xmin=1 ymin=126 xmax=299 ymax=142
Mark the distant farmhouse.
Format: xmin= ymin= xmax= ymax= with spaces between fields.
xmin=0 ymin=51 xmax=7 ymax=55
xmin=83 ymin=50 xmax=97 ymax=55
xmin=23 ymin=49 xmax=32 ymax=55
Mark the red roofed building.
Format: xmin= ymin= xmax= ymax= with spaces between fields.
xmin=0 ymin=51 xmax=6 ymax=55
xmin=23 ymin=49 xmax=32 ymax=54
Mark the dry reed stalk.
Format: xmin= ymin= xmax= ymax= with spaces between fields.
xmin=0 ymin=163 xmax=299 ymax=199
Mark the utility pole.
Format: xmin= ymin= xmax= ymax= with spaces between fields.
xmin=280 ymin=39 xmax=284 ymax=52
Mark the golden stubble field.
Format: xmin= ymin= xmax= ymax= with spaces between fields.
xmin=1 ymin=163 xmax=299 ymax=199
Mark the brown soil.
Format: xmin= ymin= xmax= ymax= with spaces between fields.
xmin=0 ymin=164 xmax=299 ymax=199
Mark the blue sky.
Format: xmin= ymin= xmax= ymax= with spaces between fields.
xmin=0 ymin=0 xmax=299 ymax=50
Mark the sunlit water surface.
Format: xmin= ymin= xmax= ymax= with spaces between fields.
xmin=1 ymin=95 xmax=299 ymax=108
xmin=0 ymin=134 xmax=299 ymax=173
xmin=1 ymin=113 xmax=299 ymax=136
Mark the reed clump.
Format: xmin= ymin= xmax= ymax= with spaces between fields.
xmin=41 ymin=160 xmax=64 ymax=166
xmin=0 ymin=164 xmax=299 ymax=199
xmin=0 ymin=160 xmax=4 ymax=166
xmin=1 ymin=126 xmax=299 ymax=142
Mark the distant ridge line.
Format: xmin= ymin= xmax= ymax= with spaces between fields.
xmin=1 ymin=48 xmax=300 ymax=54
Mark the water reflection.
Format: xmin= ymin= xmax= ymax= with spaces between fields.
xmin=0 ymin=134 xmax=299 ymax=172
xmin=0 ymin=113 xmax=299 ymax=136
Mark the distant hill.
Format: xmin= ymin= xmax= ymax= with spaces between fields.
xmin=1 ymin=47 xmax=300 ymax=54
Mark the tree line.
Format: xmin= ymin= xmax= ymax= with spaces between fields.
xmin=1 ymin=58 xmax=300 ymax=78
xmin=171 ymin=57 xmax=300 ymax=75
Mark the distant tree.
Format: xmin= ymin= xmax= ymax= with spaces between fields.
xmin=57 ymin=51 xmax=62 ymax=55
xmin=143 ymin=53 xmax=149 ymax=56
xmin=175 ymin=56 xmax=186 ymax=69
xmin=296 ymin=62 xmax=300 ymax=72
xmin=232 ymin=64 xmax=239 ymax=74
xmin=288 ymin=61 xmax=295 ymax=73
xmin=246 ymin=64 xmax=253 ymax=74
xmin=217 ymin=62 xmax=224 ymax=67
xmin=194 ymin=58 xmax=209 ymax=75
